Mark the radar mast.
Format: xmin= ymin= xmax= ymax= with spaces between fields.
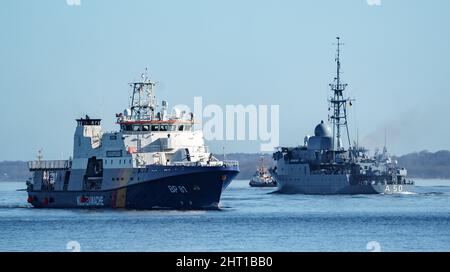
xmin=130 ymin=69 xmax=157 ymax=121
xmin=329 ymin=37 xmax=353 ymax=150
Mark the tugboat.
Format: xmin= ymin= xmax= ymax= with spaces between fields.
xmin=26 ymin=70 xmax=239 ymax=209
xmin=271 ymin=38 xmax=414 ymax=194
xmin=249 ymin=157 xmax=277 ymax=187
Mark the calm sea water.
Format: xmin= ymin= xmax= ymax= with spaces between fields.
xmin=0 ymin=179 xmax=450 ymax=252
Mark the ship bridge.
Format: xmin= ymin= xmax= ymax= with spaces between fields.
xmin=115 ymin=69 xmax=197 ymax=134
xmin=117 ymin=119 xmax=195 ymax=133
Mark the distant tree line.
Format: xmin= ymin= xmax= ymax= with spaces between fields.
xmin=394 ymin=150 xmax=450 ymax=179
xmin=0 ymin=161 xmax=29 ymax=181
xmin=1 ymin=150 xmax=449 ymax=181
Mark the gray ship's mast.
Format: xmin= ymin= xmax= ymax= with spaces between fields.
xmin=37 ymin=149 xmax=43 ymax=162
xmin=329 ymin=37 xmax=353 ymax=150
xmin=130 ymin=69 xmax=157 ymax=121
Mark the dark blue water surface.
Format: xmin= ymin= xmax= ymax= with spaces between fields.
xmin=1 ymin=179 xmax=450 ymax=252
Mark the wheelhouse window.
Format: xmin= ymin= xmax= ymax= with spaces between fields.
xmin=177 ymin=124 xmax=192 ymax=131
xmin=121 ymin=123 xmax=190 ymax=132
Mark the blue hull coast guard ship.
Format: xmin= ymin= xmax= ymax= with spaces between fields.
xmin=26 ymin=71 xmax=239 ymax=209
xmin=271 ymin=38 xmax=414 ymax=195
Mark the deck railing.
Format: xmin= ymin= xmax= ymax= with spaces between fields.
xmin=28 ymin=160 xmax=72 ymax=170
xmin=170 ymin=160 xmax=239 ymax=167
xmin=223 ymin=160 xmax=239 ymax=167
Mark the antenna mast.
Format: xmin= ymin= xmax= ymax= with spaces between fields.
xmin=130 ymin=68 xmax=157 ymax=121
xmin=37 ymin=149 xmax=43 ymax=162
xmin=329 ymin=37 xmax=353 ymax=150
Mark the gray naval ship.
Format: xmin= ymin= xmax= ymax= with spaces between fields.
xmin=26 ymin=71 xmax=239 ymax=209
xmin=271 ymin=37 xmax=414 ymax=195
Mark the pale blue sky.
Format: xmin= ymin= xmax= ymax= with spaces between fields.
xmin=1 ymin=0 xmax=449 ymax=160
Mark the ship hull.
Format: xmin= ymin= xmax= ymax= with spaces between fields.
xmin=27 ymin=166 xmax=238 ymax=210
xmin=274 ymin=174 xmax=414 ymax=195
